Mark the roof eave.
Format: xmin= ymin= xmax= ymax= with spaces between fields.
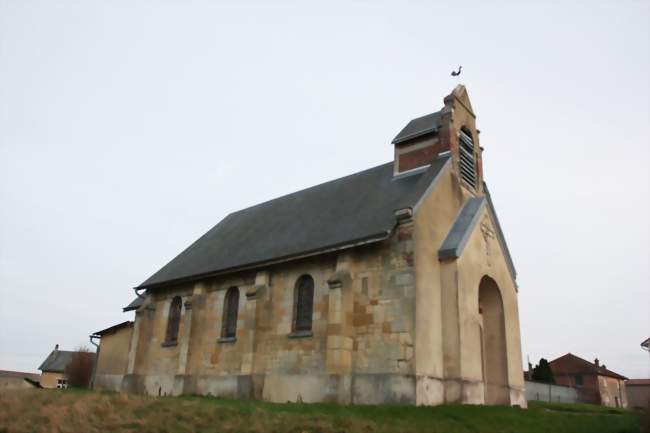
xmin=391 ymin=127 xmax=439 ymax=145
xmin=92 ymin=321 xmax=134 ymax=336
xmin=137 ymin=231 xmax=393 ymax=291
xmin=599 ymin=371 xmax=628 ymax=380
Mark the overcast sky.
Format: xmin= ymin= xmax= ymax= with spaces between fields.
xmin=1 ymin=1 xmax=648 ymax=379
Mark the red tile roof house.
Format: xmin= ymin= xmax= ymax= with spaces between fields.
xmin=549 ymin=353 xmax=628 ymax=408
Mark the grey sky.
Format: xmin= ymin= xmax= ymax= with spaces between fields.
xmin=1 ymin=1 xmax=648 ymax=378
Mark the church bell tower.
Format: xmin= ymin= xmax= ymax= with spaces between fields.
xmin=392 ymin=85 xmax=484 ymax=195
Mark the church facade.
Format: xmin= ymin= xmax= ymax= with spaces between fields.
xmin=93 ymin=85 xmax=526 ymax=407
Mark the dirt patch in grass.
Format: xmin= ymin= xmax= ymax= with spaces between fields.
xmin=0 ymin=390 xmax=642 ymax=433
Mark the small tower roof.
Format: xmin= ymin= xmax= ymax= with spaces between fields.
xmin=391 ymin=110 xmax=443 ymax=145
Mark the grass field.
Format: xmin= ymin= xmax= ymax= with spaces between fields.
xmin=0 ymin=389 xmax=644 ymax=433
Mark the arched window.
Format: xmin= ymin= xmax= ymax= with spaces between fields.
xmin=221 ymin=287 xmax=240 ymax=339
xmin=165 ymin=296 xmax=182 ymax=344
xmin=293 ymin=275 xmax=314 ymax=332
xmin=459 ymin=128 xmax=477 ymax=188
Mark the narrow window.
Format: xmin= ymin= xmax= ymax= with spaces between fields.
xmin=165 ymin=296 xmax=182 ymax=344
xmin=575 ymin=374 xmax=583 ymax=387
xmin=221 ymin=287 xmax=240 ymax=339
xmin=293 ymin=275 xmax=314 ymax=332
xmin=459 ymin=128 xmax=477 ymax=189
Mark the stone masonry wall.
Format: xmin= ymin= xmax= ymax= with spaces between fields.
xmin=93 ymin=325 xmax=133 ymax=391
xmin=122 ymin=221 xmax=418 ymax=404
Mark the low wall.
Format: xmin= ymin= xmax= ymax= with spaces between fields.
xmin=525 ymin=380 xmax=581 ymax=403
xmin=626 ymin=384 xmax=650 ymax=410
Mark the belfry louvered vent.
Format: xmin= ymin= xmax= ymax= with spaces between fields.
xmin=459 ymin=130 xmax=477 ymax=189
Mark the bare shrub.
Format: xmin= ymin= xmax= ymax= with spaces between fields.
xmin=64 ymin=346 xmax=96 ymax=388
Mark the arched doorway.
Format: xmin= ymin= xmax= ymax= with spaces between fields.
xmin=478 ymin=276 xmax=509 ymax=405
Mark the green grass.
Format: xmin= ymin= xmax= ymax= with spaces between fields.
xmin=529 ymin=400 xmax=630 ymax=414
xmin=0 ymin=389 xmax=643 ymax=433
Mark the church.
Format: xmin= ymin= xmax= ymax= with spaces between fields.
xmin=91 ymin=85 xmax=526 ymax=407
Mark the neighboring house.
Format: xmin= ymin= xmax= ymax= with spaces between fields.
xmin=90 ymin=321 xmax=134 ymax=391
xmin=625 ymin=379 xmax=650 ymax=410
xmin=99 ymin=85 xmax=526 ymax=406
xmin=549 ymin=353 xmax=627 ymax=407
xmin=0 ymin=370 xmax=41 ymax=390
xmin=38 ymin=345 xmax=95 ymax=389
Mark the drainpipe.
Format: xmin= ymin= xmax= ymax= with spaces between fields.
xmin=90 ymin=334 xmax=101 ymax=348
xmin=89 ymin=333 xmax=101 ymax=390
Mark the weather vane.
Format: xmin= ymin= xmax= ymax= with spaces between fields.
xmin=451 ymin=65 xmax=462 ymax=77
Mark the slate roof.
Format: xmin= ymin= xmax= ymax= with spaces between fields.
xmin=550 ymin=353 xmax=628 ymax=381
xmin=123 ymin=297 xmax=143 ymax=312
xmin=38 ymin=350 xmax=94 ymax=373
xmin=391 ymin=111 xmax=442 ymax=145
xmin=435 ymin=184 xmax=517 ymax=284
xmin=138 ymin=155 xmax=451 ymax=289
xmin=92 ymin=321 xmax=133 ymax=336
xmin=438 ymin=197 xmax=486 ymax=260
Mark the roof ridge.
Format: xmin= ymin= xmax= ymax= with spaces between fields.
xmin=552 ymin=353 xmax=627 ymax=380
xmin=229 ymin=161 xmax=394 ymax=216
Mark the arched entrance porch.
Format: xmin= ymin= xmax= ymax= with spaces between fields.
xmin=478 ymin=276 xmax=509 ymax=405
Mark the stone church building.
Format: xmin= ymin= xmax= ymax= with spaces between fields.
xmin=92 ymin=85 xmax=526 ymax=407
